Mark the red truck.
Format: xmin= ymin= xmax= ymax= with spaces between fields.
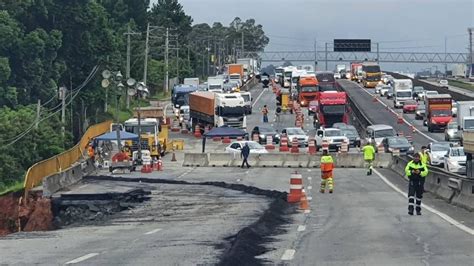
xmin=297 ymin=76 xmax=319 ymax=107
xmin=424 ymin=94 xmax=452 ymax=132
xmin=350 ymin=62 xmax=363 ymax=82
xmin=315 ymin=92 xmax=349 ymax=128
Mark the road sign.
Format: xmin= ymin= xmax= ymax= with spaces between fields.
xmin=334 ymin=39 xmax=371 ymax=52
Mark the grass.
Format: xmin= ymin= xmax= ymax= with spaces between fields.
xmin=448 ymin=79 xmax=474 ymax=91
xmin=0 ymin=180 xmax=24 ymax=196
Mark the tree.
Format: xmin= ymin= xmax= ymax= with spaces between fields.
xmin=148 ymin=0 xmax=193 ymax=40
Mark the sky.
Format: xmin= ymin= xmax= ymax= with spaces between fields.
xmin=152 ymin=0 xmax=474 ymax=72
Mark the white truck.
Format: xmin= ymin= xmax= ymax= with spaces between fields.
xmin=189 ymin=91 xmax=247 ymax=129
xmin=237 ymin=58 xmax=257 ymax=80
xmin=452 ymin=64 xmax=467 ymax=78
xmin=207 ymin=76 xmax=224 ymax=92
xmin=392 ymin=79 xmax=413 ymax=108
xmin=456 ymin=101 xmax=474 ymax=144
xmin=184 ymin=77 xmax=199 ymax=87
xmin=239 ymin=91 xmax=252 ymax=114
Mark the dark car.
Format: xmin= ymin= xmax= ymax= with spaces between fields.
xmin=412 ymin=86 xmax=425 ymax=100
xmin=415 ymin=104 xmax=425 ymax=120
xmin=340 ymin=125 xmax=361 ymax=147
xmin=382 ymin=136 xmax=414 ymax=155
xmin=251 ymin=125 xmax=280 ymax=144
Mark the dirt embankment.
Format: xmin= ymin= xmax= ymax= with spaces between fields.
xmin=0 ymin=191 xmax=54 ymax=237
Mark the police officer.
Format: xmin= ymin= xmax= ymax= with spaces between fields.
xmin=362 ymin=140 xmax=376 ymax=175
xmin=405 ymin=153 xmax=428 ymax=215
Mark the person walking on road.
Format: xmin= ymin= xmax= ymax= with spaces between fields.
xmin=241 ymin=142 xmax=251 ymax=168
xmin=275 ymin=106 xmax=281 ymax=124
xmin=362 ymin=140 xmax=376 ymax=175
xmin=419 ymin=146 xmax=430 ymax=166
xmin=405 ymin=153 xmax=428 ymax=215
xmin=262 ymin=105 xmax=269 ymax=123
xmin=320 ymin=150 xmax=335 ymax=193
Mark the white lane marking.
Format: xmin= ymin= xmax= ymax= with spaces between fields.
xmin=252 ymin=87 xmax=267 ymax=108
xmin=307 ymin=169 xmax=312 ymax=172
xmin=144 ymin=228 xmax=162 ymax=235
xmin=359 ymin=87 xmax=436 ymax=142
xmin=297 ymin=225 xmax=306 ymax=232
xmin=373 ymin=169 xmax=474 ymax=235
xmin=307 ymin=196 xmax=313 ymax=201
xmin=307 ymin=177 xmax=312 ymax=180
xmin=78 ymin=184 xmax=88 ymax=189
xmin=65 ymin=253 xmax=100 ymax=264
xmin=307 ymin=186 xmax=313 ymax=190
xmin=281 ymin=249 xmax=296 ymax=261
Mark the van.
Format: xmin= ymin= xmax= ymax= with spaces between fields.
xmin=366 ymin=124 xmax=397 ymax=147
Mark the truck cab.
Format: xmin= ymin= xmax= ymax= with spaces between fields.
xmin=314 ymin=128 xmax=349 ymax=151
xmin=316 ymin=91 xmax=349 ymax=127
xmin=424 ymin=94 xmax=452 ymax=132
xmin=456 ymin=101 xmax=474 ymax=144
xmin=124 ymin=118 xmax=164 ymax=159
xmin=239 ymin=92 xmax=253 ymax=114
xmin=298 ymin=76 xmax=319 ymax=107
xmin=392 ymin=79 xmax=413 ymax=108
xmin=215 ymin=93 xmax=247 ymax=129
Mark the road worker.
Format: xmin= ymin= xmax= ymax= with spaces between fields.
xmin=419 ymin=146 xmax=430 ymax=166
xmin=362 ymin=140 xmax=376 ymax=175
xmin=405 ymin=153 xmax=428 ymax=215
xmin=320 ymin=150 xmax=335 ymax=193
xmin=262 ymin=105 xmax=269 ymax=123
xmin=87 ymin=143 xmax=95 ymax=162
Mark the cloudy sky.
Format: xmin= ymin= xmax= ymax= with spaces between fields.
xmin=153 ymin=0 xmax=474 ymax=72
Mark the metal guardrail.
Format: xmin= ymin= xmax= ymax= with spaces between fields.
xmin=23 ymin=120 xmax=112 ymax=194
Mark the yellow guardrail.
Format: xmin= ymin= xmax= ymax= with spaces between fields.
xmin=23 ymin=120 xmax=112 ymax=193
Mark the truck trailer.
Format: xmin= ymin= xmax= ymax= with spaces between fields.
xmin=424 ymin=94 xmax=452 ymax=132
xmin=456 ymin=101 xmax=474 ymax=144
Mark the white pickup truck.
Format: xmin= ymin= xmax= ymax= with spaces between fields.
xmin=314 ymin=128 xmax=349 ymax=151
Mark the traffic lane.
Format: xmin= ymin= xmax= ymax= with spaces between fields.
xmin=338 ymin=80 xmax=432 ymax=150
xmin=0 ymin=183 xmax=270 ymax=265
xmin=364 ymin=86 xmax=444 ymax=142
xmin=292 ymin=168 xmax=473 ymax=265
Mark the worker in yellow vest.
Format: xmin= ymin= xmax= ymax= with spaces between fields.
xmin=362 ymin=140 xmax=376 ymax=175
xmin=320 ymin=150 xmax=335 ymax=193
xmin=419 ymin=146 xmax=430 ymax=166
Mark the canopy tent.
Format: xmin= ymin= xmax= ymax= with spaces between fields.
xmin=201 ymin=126 xmax=248 ymax=153
xmin=94 ymin=131 xmax=139 ymax=142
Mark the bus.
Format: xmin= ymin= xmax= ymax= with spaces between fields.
xmin=362 ymin=62 xmax=382 ymax=88
xmin=315 ymin=71 xmax=337 ymax=92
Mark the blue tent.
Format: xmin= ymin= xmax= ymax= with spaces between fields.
xmin=201 ymin=126 xmax=248 ymax=153
xmin=94 ymin=131 xmax=139 ymax=142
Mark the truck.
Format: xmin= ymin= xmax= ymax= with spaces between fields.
xmin=361 ymin=62 xmax=382 ymax=88
xmin=172 ymin=84 xmax=198 ymax=109
xmin=291 ymin=69 xmax=306 ymax=94
xmin=207 ymin=76 xmax=224 ymax=92
xmin=315 ymin=71 xmax=337 ymax=91
xmin=314 ymin=91 xmax=349 ymax=128
xmin=184 ymin=77 xmax=199 ymax=87
xmin=452 ymin=64 xmax=467 ymax=78
xmin=350 ymin=62 xmax=363 ymax=82
xmin=189 ymin=91 xmax=247 ymax=130
xmin=297 ymin=75 xmax=318 ymax=107
xmin=237 ymin=58 xmax=257 ymax=80
xmin=424 ymin=94 xmax=452 ymax=132
xmin=283 ymin=66 xmax=296 ymax=88
xmin=275 ymin=67 xmax=284 ymax=84
xmin=392 ymin=79 xmax=413 ymax=108
xmin=456 ymin=101 xmax=474 ymax=144
xmin=124 ymin=117 xmax=165 ymax=159
xmin=228 ymin=64 xmax=244 ymax=85
xmin=336 ymin=64 xmax=346 ymax=74
xmin=239 ymin=91 xmax=253 ymax=114
xmin=469 ymin=64 xmax=474 ymax=82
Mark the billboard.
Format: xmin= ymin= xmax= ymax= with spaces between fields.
xmin=334 ymin=39 xmax=371 ymax=52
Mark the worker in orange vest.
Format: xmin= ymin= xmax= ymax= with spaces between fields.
xmin=320 ymin=149 xmax=335 ymax=193
xmin=87 ymin=143 xmax=95 ymax=162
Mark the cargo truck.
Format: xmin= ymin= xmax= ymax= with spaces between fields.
xmin=452 ymin=64 xmax=467 ymax=78
xmin=361 ymin=62 xmax=382 ymax=88
xmin=297 ymin=76 xmax=319 ymax=107
xmin=207 ymin=76 xmax=224 ymax=92
xmin=189 ymin=91 xmax=247 ymax=130
xmin=350 ymin=62 xmax=363 ymax=82
xmin=392 ymin=79 xmax=413 ymax=108
xmin=228 ymin=64 xmax=244 ymax=85
xmin=172 ymin=85 xmax=198 ymax=109
xmin=314 ymin=91 xmax=349 ymax=128
xmin=275 ymin=67 xmax=284 ymax=84
xmin=184 ymin=77 xmax=199 ymax=87
xmin=424 ymin=94 xmax=452 ymax=132
xmin=237 ymin=58 xmax=257 ymax=80
xmin=456 ymin=101 xmax=474 ymax=144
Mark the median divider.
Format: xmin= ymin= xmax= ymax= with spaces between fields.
xmin=284 ymin=154 xmax=309 ymax=168
xmin=256 ymin=153 xmax=285 ymax=167
xmin=451 ymin=178 xmax=474 ymax=211
xmin=208 ymin=152 xmax=234 ymax=167
xmin=182 ymin=153 xmax=209 ymax=167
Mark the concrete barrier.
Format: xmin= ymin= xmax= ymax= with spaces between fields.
xmin=230 ymin=153 xmax=259 ymax=167
xmin=308 ymin=155 xmax=322 ymax=168
xmin=373 ymin=153 xmax=393 ymax=168
xmin=256 ymin=153 xmax=285 ymax=167
xmin=335 ymin=153 xmax=364 ymax=168
xmin=182 ymin=153 xmax=209 ymax=167
xmin=43 ymin=163 xmax=83 ymax=197
xmin=208 ymin=152 xmax=234 ymax=167
xmin=425 ymin=171 xmax=455 ymax=201
xmin=284 ymin=154 xmax=309 ymax=168
xmin=451 ymin=179 xmax=474 ymax=211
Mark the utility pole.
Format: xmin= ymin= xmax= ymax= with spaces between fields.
xmin=165 ymin=27 xmax=169 ymax=93
xmin=376 ymin=43 xmax=380 ymax=62
xmin=207 ymin=39 xmax=210 ymax=76
xmin=35 ymin=99 xmax=41 ymax=129
xmin=176 ymin=39 xmax=179 ymax=80
xmin=124 ymin=23 xmax=140 ymax=108
xmin=444 ymin=36 xmax=448 ymax=74
xmin=60 ymin=87 xmax=66 ymax=137
xmin=325 ymin=42 xmax=328 ymax=71
xmin=313 ymin=39 xmax=317 ymax=71
xmin=143 ymin=23 xmax=150 ymax=86
xmin=469 ymin=28 xmax=473 ymax=65
xmin=241 ymin=31 xmax=244 ymax=55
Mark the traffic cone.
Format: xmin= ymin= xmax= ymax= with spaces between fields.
xmin=194 ymin=125 xmax=202 ymax=138
xmin=299 ymin=190 xmax=309 ymax=210
xmin=287 ymin=172 xmax=303 ymax=203
xmin=171 ymin=151 xmax=177 ymax=162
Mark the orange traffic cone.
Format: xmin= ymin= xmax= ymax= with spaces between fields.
xmin=299 ymin=190 xmax=309 ymax=210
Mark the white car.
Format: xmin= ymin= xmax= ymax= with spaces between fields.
xmin=225 ymin=141 xmax=268 ymax=155
xmin=282 ymin=127 xmax=308 ymax=147
xmin=379 ymin=85 xmax=392 ymax=97
xmin=439 ymin=79 xmax=449 ymax=88
xmin=334 ymin=73 xmax=341 ymax=79
xmin=444 ymin=147 xmax=466 ymax=174
xmin=375 ymin=83 xmax=384 ymax=94
xmin=425 ymin=90 xmax=439 ymax=97
xmin=427 ymin=142 xmax=452 ymax=166
xmin=315 ymin=128 xmax=350 ymax=151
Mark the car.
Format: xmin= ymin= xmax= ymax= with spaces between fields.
xmin=382 ymin=75 xmax=394 ymax=84
xmin=375 ymin=83 xmax=385 ymax=94
xmin=334 ymin=73 xmax=341 ymax=79
xmin=340 ymin=125 xmax=361 ymax=147
xmin=415 ymin=104 xmax=426 ymax=120
xmin=381 ymin=136 xmax=415 ymax=155
xmin=439 ymin=79 xmax=449 ymax=88
xmin=308 ymin=100 xmax=318 ymax=115
xmin=452 ymin=100 xmax=457 ymax=117
xmin=251 ymin=125 xmax=280 ymax=144
xmin=425 ymin=90 xmax=439 ymax=97
xmin=332 ymin=122 xmax=349 ymax=129
xmin=444 ymin=147 xmax=466 ymax=174
xmin=225 ymin=141 xmax=268 ymax=155
xmin=379 ymin=85 xmax=392 ymax=97
xmin=366 ymin=124 xmax=397 ymax=147
xmin=282 ymin=127 xmax=308 ymax=147
xmin=402 ymin=100 xmax=418 ymax=113
xmin=315 ymin=128 xmax=350 ymax=151
xmin=386 ymin=87 xmax=394 ymax=99
xmin=412 ymin=86 xmax=425 ymax=100
xmin=427 ymin=142 xmax=454 ymax=166
xmin=445 ymin=121 xmax=461 ymax=141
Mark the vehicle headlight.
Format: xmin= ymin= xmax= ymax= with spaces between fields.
xmin=179 ymin=117 xmax=183 ymax=122
xmin=275 ymin=134 xmax=280 ymax=139
xmin=328 ymin=138 xmax=334 ymax=143
xmin=356 ymin=137 xmax=360 ymax=141
xmin=409 ymin=146 xmax=414 ymax=151
xmin=259 ymin=134 xmax=265 ymax=138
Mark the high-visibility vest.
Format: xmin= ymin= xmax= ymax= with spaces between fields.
xmin=419 ymin=152 xmax=429 ymax=165
xmin=362 ymin=145 xmax=375 ymax=160
xmin=405 ymin=160 xmax=428 ymax=178
xmin=320 ymin=155 xmax=334 ymax=172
